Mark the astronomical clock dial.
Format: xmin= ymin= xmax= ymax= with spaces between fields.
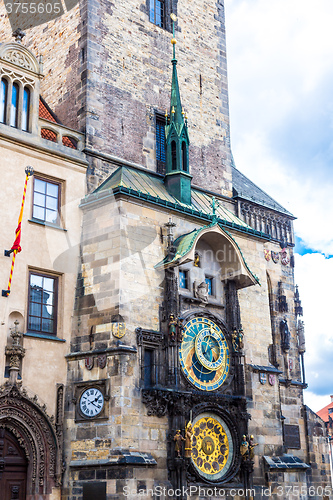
xmin=191 ymin=413 xmax=234 ymax=481
xmin=79 ymin=387 xmax=104 ymax=418
xmin=179 ymin=317 xmax=230 ymax=391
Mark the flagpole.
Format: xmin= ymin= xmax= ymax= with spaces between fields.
xmin=2 ymin=166 xmax=34 ymax=297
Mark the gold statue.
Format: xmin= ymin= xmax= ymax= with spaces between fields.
xmin=249 ymin=435 xmax=258 ymax=460
xmin=184 ymin=421 xmax=193 ymax=458
xmin=194 ymin=252 xmax=200 ymax=267
xmin=240 ymin=435 xmax=249 ymax=460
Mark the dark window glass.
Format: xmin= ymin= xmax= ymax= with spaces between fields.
xmin=0 ymin=78 xmax=8 ymax=123
xmin=182 ymin=141 xmax=187 ymax=171
xmin=179 ymin=270 xmax=188 ymax=289
xmin=205 ymin=277 xmax=213 ymax=296
xmin=28 ymin=272 xmax=58 ymax=335
xmin=144 ymin=349 xmax=154 ymax=387
xmin=22 ymin=87 xmax=30 ymax=131
xmin=156 ymin=118 xmax=166 ymax=162
xmin=32 ymin=177 xmax=60 ymax=224
xmin=171 ymin=140 xmax=177 ymax=170
xmin=10 ymin=82 xmax=19 ymax=128
xmin=150 ymin=0 xmax=165 ymax=28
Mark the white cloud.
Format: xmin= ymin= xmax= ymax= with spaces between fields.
xmin=225 ymin=0 xmax=333 ymax=404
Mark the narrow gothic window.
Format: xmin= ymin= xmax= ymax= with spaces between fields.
xmin=150 ymin=0 xmax=165 ymax=28
xmin=0 ymin=78 xmax=8 ymax=123
xmin=156 ymin=116 xmax=166 ymax=174
xmin=10 ymin=82 xmax=19 ymax=128
xmin=182 ymin=141 xmax=187 ymax=172
xmin=171 ymin=140 xmax=177 ymax=170
xmin=22 ymin=87 xmax=30 ymax=131
xmin=144 ymin=349 xmax=154 ymax=386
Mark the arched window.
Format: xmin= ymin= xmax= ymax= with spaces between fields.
xmin=10 ymin=82 xmax=19 ymax=128
xmin=182 ymin=141 xmax=187 ymax=172
xmin=171 ymin=141 xmax=177 ymax=170
xmin=0 ymin=78 xmax=8 ymax=124
xmin=22 ymin=87 xmax=30 ymax=131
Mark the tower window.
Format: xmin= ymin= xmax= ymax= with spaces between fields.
xmin=144 ymin=349 xmax=154 ymax=387
xmin=156 ymin=116 xmax=166 ymax=174
xmin=150 ymin=0 xmax=165 ymax=28
xmin=22 ymin=87 xmax=30 ymax=132
xmin=0 ymin=78 xmax=8 ymax=123
xmin=205 ymin=276 xmax=213 ymax=296
xmin=171 ymin=140 xmax=177 ymax=170
xmin=179 ymin=270 xmax=188 ymax=289
xmin=10 ymin=82 xmax=19 ymax=128
xmin=182 ymin=141 xmax=187 ymax=172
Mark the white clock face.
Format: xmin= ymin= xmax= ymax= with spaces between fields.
xmin=79 ymin=387 xmax=104 ymax=418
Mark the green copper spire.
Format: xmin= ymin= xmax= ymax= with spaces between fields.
xmin=170 ymin=15 xmax=183 ymax=126
xmin=164 ymin=14 xmax=192 ymax=204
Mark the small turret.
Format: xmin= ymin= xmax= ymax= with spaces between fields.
xmin=164 ymin=14 xmax=192 ymax=205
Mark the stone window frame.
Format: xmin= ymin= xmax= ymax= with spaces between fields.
xmin=0 ymin=68 xmax=35 ymax=132
xmin=147 ymin=0 xmax=178 ymax=32
xmin=137 ymin=328 xmax=164 ymax=388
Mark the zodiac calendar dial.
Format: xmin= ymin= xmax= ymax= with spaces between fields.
xmin=191 ymin=413 xmax=234 ymax=481
xmin=179 ymin=316 xmax=230 ymax=391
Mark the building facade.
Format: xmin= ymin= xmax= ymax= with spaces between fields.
xmin=0 ymin=0 xmax=332 ymax=499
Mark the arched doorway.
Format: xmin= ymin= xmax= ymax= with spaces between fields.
xmin=0 ymin=429 xmax=27 ymax=500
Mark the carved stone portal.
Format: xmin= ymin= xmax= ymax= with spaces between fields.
xmin=0 ymin=383 xmax=63 ymax=495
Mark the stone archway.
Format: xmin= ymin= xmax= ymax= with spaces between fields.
xmin=0 ymin=383 xmax=63 ymax=499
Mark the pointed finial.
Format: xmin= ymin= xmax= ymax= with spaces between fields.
xmin=170 ymin=13 xmax=177 ymax=60
xmin=12 ymin=28 xmax=26 ymax=43
xmin=211 ymin=196 xmax=220 ymax=224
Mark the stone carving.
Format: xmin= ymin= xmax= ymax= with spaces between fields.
xmin=5 ymin=321 xmax=25 ymax=383
xmin=97 ymin=354 xmax=107 ymax=369
xmin=297 ymin=320 xmax=306 ymax=353
xmin=0 ymin=382 xmax=62 ymax=494
xmin=278 ymin=281 xmax=288 ymax=313
xmin=193 ymin=281 xmax=208 ymax=304
xmin=280 ymin=318 xmax=290 ymax=351
xmin=85 ymin=356 xmax=94 ymax=370
xmin=3 ymin=50 xmax=34 ymax=71
xmin=168 ymin=314 xmax=177 ymax=342
xmin=240 ymin=201 xmax=292 ymax=244
xmin=248 ymin=435 xmax=258 ymax=460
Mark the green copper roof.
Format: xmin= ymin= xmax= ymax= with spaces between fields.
xmin=154 ymin=223 xmax=260 ymax=288
xmin=91 ymin=165 xmax=268 ymax=237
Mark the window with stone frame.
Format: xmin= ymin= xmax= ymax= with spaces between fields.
xmin=150 ymin=0 xmax=165 ymax=28
xmin=32 ymin=176 xmax=61 ymax=225
xmin=155 ymin=114 xmax=166 ymax=174
xmin=27 ymin=271 xmax=58 ymax=336
xmin=148 ymin=0 xmax=177 ymax=32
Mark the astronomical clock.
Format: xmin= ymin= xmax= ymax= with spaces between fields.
xmin=138 ymin=224 xmax=257 ymax=490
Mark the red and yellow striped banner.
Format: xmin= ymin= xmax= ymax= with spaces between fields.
xmin=2 ymin=166 xmax=33 ymax=297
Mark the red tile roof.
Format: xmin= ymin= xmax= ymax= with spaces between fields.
xmin=39 ymin=97 xmax=77 ymax=149
xmin=317 ymin=401 xmax=333 ymax=422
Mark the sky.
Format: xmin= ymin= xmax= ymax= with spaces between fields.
xmin=224 ymin=0 xmax=333 ymax=412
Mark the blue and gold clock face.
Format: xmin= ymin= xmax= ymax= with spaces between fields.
xmin=179 ymin=317 xmax=230 ymax=391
